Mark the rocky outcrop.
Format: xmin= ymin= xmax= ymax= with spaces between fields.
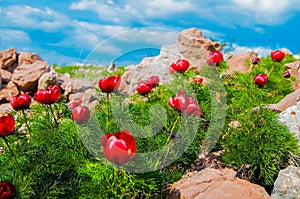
xmin=12 ymin=60 xmax=50 ymax=93
xmin=120 ymin=28 xmax=221 ymax=94
xmin=38 ymin=68 xmax=58 ymax=90
xmin=168 ymin=168 xmax=271 ymax=199
xmin=271 ymin=166 xmax=300 ymax=199
xmin=0 ymin=48 xmax=17 ymax=71
xmin=223 ymin=52 xmax=257 ymax=76
xmin=0 ymin=81 xmax=19 ymax=103
xmin=285 ymin=60 xmax=300 ymax=90
xmin=268 ymin=89 xmax=300 ymax=112
xmin=18 ymin=52 xmax=42 ymax=65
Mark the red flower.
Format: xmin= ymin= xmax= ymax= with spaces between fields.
xmin=168 ymin=91 xmax=204 ymax=117
xmin=0 ymin=181 xmax=16 ymax=199
xmin=136 ymin=81 xmax=153 ymax=95
xmin=271 ymin=50 xmax=285 ymax=62
xmin=254 ymin=74 xmax=268 ymax=88
xmin=283 ymin=71 xmax=291 ymax=78
xmin=193 ymin=76 xmax=204 ymax=84
xmin=0 ymin=114 xmax=15 ymax=138
xmin=34 ymin=85 xmax=61 ymax=104
xmin=98 ymin=74 xmax=121 ymax=93
xmin=72 ymin=105 xmax=90 ymax=124
xmin=10 ymin=94 xmax=31 ymax=111
xmin=252 ymin=57 xmax=260 ymax=65
xmin=169 ymin=65 xmax=176 ymax=75
xmin=68 ymin=98 xmax=82 ymax=110
xmin=100 ymin=130 xmax=136 ymax=165
xmin=169 ymin=59 xmax=190 ymax=73
xmin=145 ymin=76 xmax=160 ymax=87
xmin=207 ymin=51 xmax=223 ymax=66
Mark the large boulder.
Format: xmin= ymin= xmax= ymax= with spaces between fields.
xmin=38 ymin=68 xmax=58 ymax=90
xmin=120 ymin=28 xmax=221 ymax=94
xmin=167 ymin=168 xmax=271 ymax=199
xmin=0 ymin=81 xmax=19 ymax=103
xmin=271 ymin=166 xmax=300 ymax=199
xmin=17 ymin=52 xmax=42 ymax=65
xmin=268 ymin=88 xmax=300 ymax=112
xmin=0 ymin=48 xmax=17 ymax=71
xmin=223 ymin=52 xmax=257 ymax=76
xmin=12 ymin=60 xmax=50 ymax=93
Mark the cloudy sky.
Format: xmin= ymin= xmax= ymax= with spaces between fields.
xmin=1 ymin=0 xmax=300 ymax=66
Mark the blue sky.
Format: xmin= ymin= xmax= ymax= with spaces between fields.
xmin=1 ymin=0 xmax=300 ymax=66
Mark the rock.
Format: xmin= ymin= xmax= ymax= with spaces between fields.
xmin=12 ymin=60 xmax=50 ymax=93
xmin=57 ymin=73 xmax=72 ymax=93
xmin=120 ymin=28 xmax=221 ymax=94
xmin=223 ymin=52 xmax=257 ymax=76
xmin=38 ymin=68 xmax=58 ymax=89
xmin=0 ymin=69 xmax=12 ymax=83
xmin=0 ymin=103 xmax=13 ymax=116
xmin=277 ymin=100 xmax=300 ymax=145
xmin=285 ymin=60 xmax=300 ymax=90
xmin=0 ymin=81 xmax=19 ymax=103
xmin=0 ymin=71 xmax=2 ymax=90
xmin=189 ymin=153 xmax=225 ymax=172
xmin=177 ymin=28 xmax=221 ymax=71
xmin=17 ymin=52 xmax=42 ymax=65
xmin=69 ymin=88 xmax=98 ymax=106
xmin=107 ymin=60 xmax=116 ymax=72
xmin=280 ymin=48 xmax=294 ymax=56
xmin=0 ymin=48 xmax=17 ymax=70
xmin=268 ymin=89 xmax=300 ymax=112
xmin=167 ymin=168 xmax=271 ymax=199
xmin=271 ymin=166 xmax=300 ymax=199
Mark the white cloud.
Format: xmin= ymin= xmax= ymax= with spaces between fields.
xmin=224 ymin=43 xmax=272 ymax=58
xmin=0 ymin=29 xmax=32 ymax=49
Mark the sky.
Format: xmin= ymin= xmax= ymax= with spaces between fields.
xmin=1 ymin=0 xmax=300 ymax=66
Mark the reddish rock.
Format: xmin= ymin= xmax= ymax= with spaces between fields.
xmin=18 ymin=52 xmax=42 ymax=65
xmin=0 ymin=81 xmax=19 ymax=103
xmin=285 ymin=60 xmax=300 ymax=90
xmin=168 ymin=168 xmax=271 ymax=199
xmin=0 ymin=48 xmax=17 ymax=70
xmin=12 ymin=60 xmax=50 ymax=93
xmin=0 ymin=69 xmax=12 ymax=83
xmin=223 ymin=52 xmax=257 ymax=76
xmin=268 ymin=89 xmax=300 ymax=112
xmin=0 ymin=103 xmax=13 ymax=116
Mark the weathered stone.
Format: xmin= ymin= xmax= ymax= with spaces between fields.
xmin=168 ymin=168 xmax=271 ymax=199
xmin=0 ymin=81 xmax=19 ymax=103
xmin=268 ymin=89 xmax=300 ymax=112
xmin=17 ymin=52 xmax=42 ymax=65
xmin=0 ymin=48 xmax=17 ymax=70
xmin=0 ymin=103 xmax=13 ymax=116
xmin=280 ymin=48 xmax=294 ymax=56
xmin=107 ymin=60 xmax=116 ymax=72
xmin=0 ymin=69 xmax=12 ymax=83
xmin=69 ymin=88 xmax=98 ymax=106
xmin=12 ymin=60 xmax=50 ymax=93
xmin=285 ymin=60 xmax=300 ymax=90
xmin=223 ymin=52 xmax=257 ymax=76
xmin=271 ymin=166 xmax=300 ymax=199
xmin=57 ymin=73 xmax=72 ymax=93
xmin=38 ymin=68 xmax=58 ymax=89
xmin=277 ymin=100 xmax=300 ymax=145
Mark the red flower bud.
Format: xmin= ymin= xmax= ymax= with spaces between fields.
xmin=10 ymin=94 xmax=31 ymax=111
xmin=98 ymin=74 xmax=121 ymax=93
xmin=100 ymin=130 xmax=136 ymax=165
xmin=0 ymin=114 xmax=15 ymax=138
xmin=254 ymin=74 xmax=268 ymax=88
xmin=252 ymin=57 xmax=260 ymax=65
xmin=207 ymin=51 xmax=223 ymax=66
xmin=68 ymin=98 xmax=82 ymax=110
xmin=72 ymin=105 xmax=90 ymax=124
xmin=0 ymin=181 xmax=16 ymax=199
xmin=283 ymin=71 xmax=291 ymax=78
xmin=193 ymin=76 xmax=204 ymax=84
xmin=169 ymin=59 xmax=190 ymax=73
xmin=34 ymin=85 xmax=61 ymax=104
xmin=136 ymin=81 xmax=153 ymax=95
xmin=270 ymin=50 xmax=285 ymax=62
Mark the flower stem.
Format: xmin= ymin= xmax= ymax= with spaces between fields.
xmin=106 ymin=93 xmax=110 ymax=132
xmin=267 ymin=61 xmax=276 ymax=77
xmin=49 ymin=104 xmax=58 ymax=125
xmin=3 ymin=137 xmax=23 ymax=174
xmin=21 ymin=109 xmax=31 ymax=134
xmin=170 ymin=114 xmax=181 ymax=134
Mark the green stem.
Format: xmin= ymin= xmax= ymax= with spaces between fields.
xmin=106 ymin=93 xmax=110 ymax=132
xmin=21 ymin=109 xmax=31 ymax=134
xmin=170 ymin=114 xmax=181 ymax=134
xmin=3 ymin=137 xmax=23 ymax=174
xmin=49 ymin=104 xmax=58 ymax=126
xmin=267 ymin=61 xmax=276 ymax=77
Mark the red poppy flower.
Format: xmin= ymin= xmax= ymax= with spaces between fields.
xmin=254 ymin=74 xmax=268 ymax=88
xmin=34 ymin=85 xmax=61 ymax=104
xmin=193 ymin=76 xmax=204 ymax=84
xmin=0 ymin=114 xmax=15 ymax=138
xmin=270 ymin=50 xmax=285 ymax=62
xmin=98 ymin=74 xmax=121 ymax=93
xmin=0 ymin=181 xmax=16 ymax=199
xmin=145 ymin=76 xmax=160 ymax=87
xmin=100 ymin=130 xmax=136 ymax=165
xmin=207 ymin=51 xmax=223 ymax=66
xmin=252 ymin=57 xmax=260 ymax=65
xmin=169 ymin=59 xmax=190 ymax=73
xmin=72 ymin=105 xmax=90 ymax=124
xmin=136 ymin=81 xmax=153 ymax=95
xmin=10 ymin=93 xmax=31 ymax=111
